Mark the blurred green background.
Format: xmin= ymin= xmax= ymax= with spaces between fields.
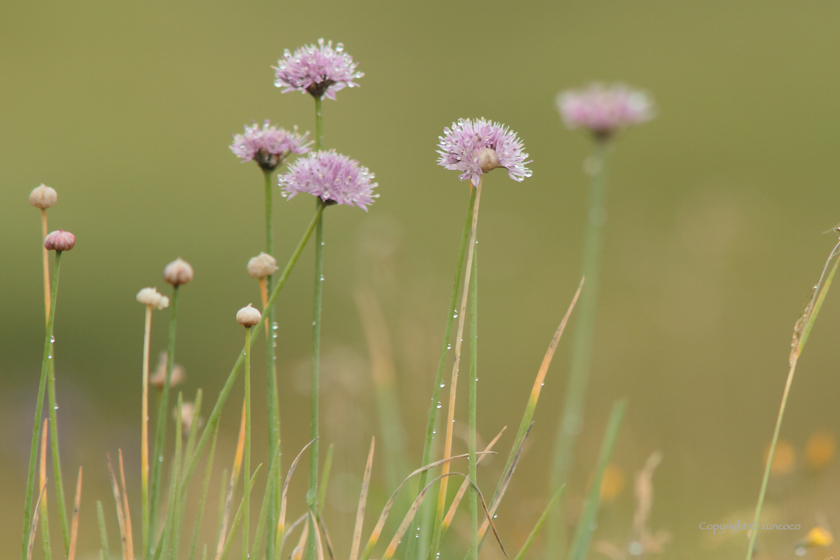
xmin=3 ymin=1 xmax=840 ymax=558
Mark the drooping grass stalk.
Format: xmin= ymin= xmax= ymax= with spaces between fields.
xmin=430 ymin=178 xmax=483 ymax=559
xmin=263 ymin=167 xmax=281 ymax=560
xmin=149 ymin=286 xmax=180 ymax=555
xmin=181 ymin=203 xmax=324 ymax=500
xmin=548 ymin=139 xmax=610 ymax=557
xmin=567 ymin=399 xmax=627 ymax=560
xmin=141 ymin=304 xmax=153 ymax=560
xmin=307 ymin=93 xmax=324 ymax=560
xmin=409 ymin=187 xmax=476 ymax=560
xmin=745 ymin=241 xmax=840 ymax=560
xmin=21 ymin=249 xmax=63 ymax=560
xmin=243 ymin=327 xmax=253 ymax=560
xmin=468 ymin=246 xmax=478 ymax=560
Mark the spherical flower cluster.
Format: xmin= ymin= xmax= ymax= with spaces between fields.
xmin=437 ymin=118 xmax=532 ymax=186
xmin=557 ymin=84 xmax=654 ymax=137
xmin=247 ymin=253 xmax=278 ymax=279
xmin=279 ymin=150 xmax=378 ymax=211
xmin=273 ymin=39 xmax=363 ymax=100
xmin=163 ymin=258 xmax=193 ymax=287
xmin=136 ymin=287 xmax=170 ymax=310
xmin=230 ymin=121 xmax=311 ymax=171
xmin=44 ymin=229 xmax=75 ymax=251
xmin=236 ymin=304 xmax=262 ymax=327
xmin=29 ymin=184 xmax=57 ymax=209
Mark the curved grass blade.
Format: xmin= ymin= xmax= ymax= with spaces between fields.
xmin=350 ymin=437 xmax=376 ymax=560
xmin=274 ymin=437 xmax=318 ymax=559
xmin=218 ymin=465 xmax=262 ymax=560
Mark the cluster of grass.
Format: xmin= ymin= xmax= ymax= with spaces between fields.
xmin=16 ymin=40 xmax=840 ymax=560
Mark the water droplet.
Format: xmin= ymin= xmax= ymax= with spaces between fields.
xmin=440 ymin=383 xmax=445 ymax=388
xmin=447 ymin=344 xmax=451 ymax=350
xmin=50 ymin=336 xmax=55 ymax=344
xmin=436 ymin=404 xmax=442 ymax=409
xmin=54 ymin=406 xmax=58 ymax=410
xmin=312 ymin=321 xmax=316 ymax=326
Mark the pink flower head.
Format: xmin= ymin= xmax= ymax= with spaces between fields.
xmin=273 ymin=39 xmax=363 ymax=100
xmin=557 ymin=83 xmax=653 ymax=137
xmin=230 ymin=121 xmax=311 ymax=171
xmin=44 ymin=229 xmax=75 ymax=251
xmin=279 ymin=150 xmax=378 ymax=211
xmin=437 ymin=118 xmax=532 ymax=186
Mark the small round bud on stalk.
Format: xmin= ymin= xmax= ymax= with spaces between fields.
xmin=136 ymin=287 xmax=170 ymax=310
xmin=236 ymin=304 xmax=262 ymax=327
xmin=163 ymin=258 xmax=193 ymax=287
xmin=44 ymin=229 xmax=76 ymax=251
xmin=29 ymin=184 xmax=58 ymax=209
xmin=477 ymin=147 xmax=499 ymax=172
xmin=173 ymin=402 xmax=202 ymax=437
xmin=150 ymin=352 xmax=185 ymax=390
xmin=247 ymin=253 xmax=278 ymax=279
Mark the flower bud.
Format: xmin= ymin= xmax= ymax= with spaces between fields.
xmin=173 ymin=402 xmax=202 ymax=436
xmin=44 ymin=229 xmax=76 ymax=251
xmin=236 ymin=304 xmax=262 ymax=327
xmin=29 ymin=184 xmax=57 ymax=209
xmin=163 ymin=258 xmax=194 ymax=287
xmin=477 ymin=147 xmax=499 ymax=173
xmin=247 ymin=252 xmax=278 ymax=279
xmin=136 ymin=287 xmax=170 ymax=310
xmin=150 ymin=352 xmax=185 ymax=390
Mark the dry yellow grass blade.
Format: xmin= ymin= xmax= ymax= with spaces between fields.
xmin=276 ymin=438 xmax=317 ymax=540
xmin=279 ymin=513 xmax=308 ymax=554
xmin=350 ymin=437 xmax=375 ymax=560
xmin=68 ymin=467 xmax=83 ymax=560
xmin=107 ymin=454 xmax=130 ymax=560
xmin=118 ymin=450 xmax=134 ymax=560
xmin=442 ymin=427 xmax=506 ymax=532
xmin=215 ymin=399 xmax=247 ymax=560
xmin=27 ymin=485 xmax=48 ymax=560
xmin=310 ymin=512 xmax=326 ymax=560
xmin=291 ymin=518 xmax=310 ymax=560
xmin=361 ymin=451 xmax=494 ymax=559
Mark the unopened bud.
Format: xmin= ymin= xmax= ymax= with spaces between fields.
xmin=163 ymin=258 xmax=193 ymax=287
xmin=136 ymin=287 xmax=170 ymax=310
xmin=477 ymin=147 xmax=499 ymax=173
xmin=247 ymin=253 xmax=278 ymax=279
xmin=236 ymin=304 xmax=262 ymax=327
xmin=150 ymin=352 xmax=185 ymax=390
xmin=29 ymin=184 xmax=57 ymax=209
xmin=173 ymin=402 xmax=202 ymax=436
xmin=44 ymin=229 xmax=76 ymax=251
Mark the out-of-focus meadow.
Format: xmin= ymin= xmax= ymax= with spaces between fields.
xmin=3 ymin=1 xmax=840 ymax=558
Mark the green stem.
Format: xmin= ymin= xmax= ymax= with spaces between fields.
xmin=547 ymin=139 xmax=610 ymax=557
xmin=20 ymin=250 xmax=62 ymax=560
xmin=468 ymin=245 xmax=478 ymax=560
xmin=264 ymin=167 xmax=281 ymax=560
xmin=409 ymin=187 xmax=476 ymax=560
xmin=244 ymin=329 xmax=252 ymax=560
xmin=149 ymin=286 xmax=180 ymax=557
xmin=47 ymin=347 xmax=70 ymax=553
xmin=180 ymin=203 xmax=324 ymax=500
xmin=306 ymin=92 xmax=324 ymax=560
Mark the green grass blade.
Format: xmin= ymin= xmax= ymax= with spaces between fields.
xmin=514 ymin=487 xmax=564 ymax=560
xmin=97 ymin=500 xmax=110 ymax=560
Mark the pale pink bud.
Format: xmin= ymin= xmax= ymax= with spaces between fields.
xmin=247 ymin=253 xmax=278 ymax=279
xmin=44 ymin=229 xmax=76 ymax=251
xmin=163 ymin=258 xmax=193 ymax=287
xmin=150 ymin=352 xmax=185 ymax=390
xmin=136 ymin=287 xmax=170 ymax=310
xmin=29 ymin=184 xmax=57 ymax=209
xmin=236 ymin=304 xmax=262 ymax=327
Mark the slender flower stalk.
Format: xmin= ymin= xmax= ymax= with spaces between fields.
xmin=21 ymin=248 xmax=64 ymax=560
xmin=29 ymin=184 xmax=57 ymax=323
xmin=745 ymin=240 xmax=840 ymax=559
xmin=468 ymin=246 xmax=479 ymax=560
xmin=136 ymin=288 xmax=169 ymax=560
xmin=237 ymin=305 xmax=261 ymax=560
xmin=548 ymin=85 xmax=653 ymax=557
xmin=409 ymin=188 xmax=476 ymax=560
xmin=429 ymin=180 xmax=482 ymax=558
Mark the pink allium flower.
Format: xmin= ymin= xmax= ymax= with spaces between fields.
xmin=557 ymin=84 xmax=653 ymax=137
xmin=437 ymin=118 xmax=532 ymax=186
xmin=273 ymin=39 xmax=363 ymax=100
xmin=230 ymin=121 xmax=311 ymax=171
xmin=279 ymin=150 xmax=378 ymax=211
xmin=44 ymin=229 xmax=75 ymax=251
